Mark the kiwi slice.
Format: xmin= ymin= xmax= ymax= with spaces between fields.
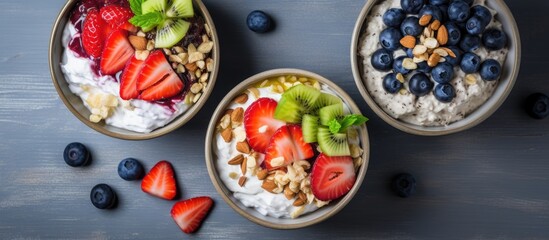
xmin=302 ymin=114 xmax=319 ymax=143
xmin=319 ymin=103 xmax=344 ymax=126
xmin=309 ymin=93 xmax=342 ymax=115
xmin=166 ymin=0 xmax=194 ymax=18
xmin=274 ymin=84 xmax=321 ymax=123
xmin=155 ymin=18 xmax=191 ymax=48
xmin=317 ymin=126 xmax=351 ymax=156
xmin=142 ymin=0 xmax=167 ymax=14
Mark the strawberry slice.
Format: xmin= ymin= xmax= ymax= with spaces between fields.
xmin=100 ymin=29 xmax=134 ymax=75
xmin=171 ymin=197 xmax=214 ymax=234
xmin=310 ymin=154 xmax=356 ymax=201
xmin=137 ymin=50 xmax=184 ymax=101
xmin=141 ymin=160 xmax=177 ymax=200
xmin=119 ymin=55 xmax=144 ymax=100
xmin=139 ymin=73 xmax=184 ymax=101
xmin=264 ymin=125 xmax=314 ymax=170
xmin=82 ymin=9 xmax=108 ymax=58
xmin=100 ymin=5 xmax=136 ymax=32
xmin=243 ymin=98 xmax=286 ymax=153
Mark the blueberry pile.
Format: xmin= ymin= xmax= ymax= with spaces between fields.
xmin=372 ymin=0 xmax=508 ymax=103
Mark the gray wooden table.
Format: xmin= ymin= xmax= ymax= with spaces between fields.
xmin=1 ymin=0 xmax=548 ymax=239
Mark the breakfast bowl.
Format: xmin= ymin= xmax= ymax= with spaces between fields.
xmin=205 ymin=69 xmax=370 ymax=229
xmin=351 ymin=0 xmax=520 ymax=136
xmin=49 ymin=0 xmax=219 ymax=140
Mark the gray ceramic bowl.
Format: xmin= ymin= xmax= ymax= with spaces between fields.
xmin=49 ymin=0 xmax=219 ymax=140
xmin=351 ymin=0 xmax=520 ymax=136
xmin=205 ymin=69 xmax=370 ymax=229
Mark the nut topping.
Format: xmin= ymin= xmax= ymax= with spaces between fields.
xmin=228 ymin=154 xmax=244 ymax=165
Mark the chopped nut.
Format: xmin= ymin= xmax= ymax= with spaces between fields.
xmin=465 ymin=74 xmax=477 ymax=85
xmin=402 ymin=58 xmax=418 ymax=70
xmin=270 ymin=157 xmax=285 ymax=168
xmin=173 ymin=46 xmax=185 ymax=53
xmin=206 ymin=58 xmax=214 ymax=72
xmin=350 ymin=144 xmax=363 ymax=158
xmin=228 ymin=172 xmax=239 ymax=180
xmin=413 ymin=45 xmax=427 ymax=55
xmin=423 ymin=26 xmax=432 ymax=38
xmin=198 ymin=41 xmax=214 ymax=54
xmin=427 ymin=52 xmax=441 ymax=67
xmin=424 ymin=37 xmax=439 ymax=49
xmin=89 ymin=114 xmax=102 ymax=123
xmin=284 ymin=185 xmax=296 ymax=200
xmin=129 ymin=35 xmax=147 ymax=50
xmin=294 ymin=160 xmax=311 ymax=170
xmin=202 ymin=34 xmax=209 ymax=43
xmin=238 ymin=176 xmax=247 ymax=187
xmin=228 ymin=154 xmax=244 ymax=165
xmin=200 ymin=72 xmax=209 ymax=83
xmin=187 ymin=43 xmax=196 ymax=53
xmin=190 ymin=83 xmax=203 ymax=94
xmin=169 ymin=54 xmax=183 ymax=63
xmin=399 ymin=88 xmax=408 ymax=95
xmin=246 ymin=154 xmax=257 ymax=168
xmin=221 ymin=128 xmax=232 ymax=142
xmin=441 ymin=47 xmax=456 ymax=58
xmin=184 ymin=92 xmax=194 ymax=104
xmin=192 ymin=92 xmax=202 ymax=103
xmin=396 ymin=73 xmax=405 ymax=83
xmin=146 ymin=40 xmax=155 ymax=51
xmin=196 ymin=60 xmax=205 ymax=69
xmin=289 ymin=181 xmax=300 ymax=193
xmin=205 ymin=23 xmax=212 ymax=36
xmin=136 ymin=31 xmax=146 ymax=37
xmin=433 ymin=48 xmax=449 ymax=57
xmin=290 ymin=206 xmax=305 ymax=219
xmin=298 ymin=191 xmax=307 ymax=202
xmin=315 ymin=199 xmax=330 ymax=208
xmin=99 ymin=106 xmax=109 ymax=118
xmin=176 ymin=64 xmax=186 ymax=73
xmin=233 ymin=126 xmax=247 ymax=142
xmin=257 ymin=169 xmax=268 ymax=180
xmin=240 ymin=157 xmax=247 ymax=175
xmin=135 ymin=50 xmax=150 ymax=61
xmin=261 ymin=179 xmax=277 ymax=193
xmin=233 ymin=93 xmax=248 ymax=104
xmin=247 ymin=87 xmax=260 ymax=99
xmin=177 ymin=53 xmax=189 ymax=64
xmin=236 ymin=141 xmax=251 ymax=154
xmin=185 ymin=62 xmax=198 ymax=72
xmin=219 ymin=113 xmax=231 ymax=129
xmin=231 ymin=107 xmax=244 ymax=125
xmin=400 ymin=35 xmax=416 ymax=49
xmin=430 ymin=19 xmax=441 ymax=30
xmin=353 ymin=157 xmax=363 ymax=169
xmin=188 ymin=52 xmax=205 ymax=63
xmin=162 ymin=48 xmax=172 ymax=55
xmin=293 ymin=198 xmax=306 ymax=207
xmin=419 ymin=14 xmax=432 ymax=26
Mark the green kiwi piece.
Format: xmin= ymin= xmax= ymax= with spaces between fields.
xmin=283 ymin=84 xmax=321 ymax=111
xmin=142 ymin=0 xmax=167 ymax=14
xmin=166 ymin=0 xmax=194 ymax=18
xmin=309 ymin=92 xmax=342 ymax=115
xmin=302 ymin=114 xmax=319 ymax=143
xmin=319 ymin=103 xmax=344 ymax=126
xmin=317 ymin=126 xmax=350 ymax=156
xmin=155 ymin=18 xmax=190 ymax=48
xmin=274 ymin=84 xmax=321 ymax=123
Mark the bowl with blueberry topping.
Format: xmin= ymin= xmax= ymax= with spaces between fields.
xmin=351 ymin=0 xmax=520 ymax=135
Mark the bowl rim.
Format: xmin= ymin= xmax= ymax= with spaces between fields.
xmin=204 ymin=68 xmax=370 ymax=229
xmin=350 ymin=0 xmax=521 ymax=136
xmin=48 ymin=0 xmax=220 ymax=140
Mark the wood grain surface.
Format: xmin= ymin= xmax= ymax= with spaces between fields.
xmin=1 ymin=0 xmax=548 ymax=239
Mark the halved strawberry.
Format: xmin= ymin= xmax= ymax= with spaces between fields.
xmin=100 ymin=29 xmax=134 ymax=75
xmin=119 ymin=55 xmax=144 ymax=100
xmin=141 ymin=160 xmax=177 ymax=200
xmin=100 ymin=5 xmax=136 ymax=32
xmin=171 ymin=197 xmax=214 ymax=234
xmin=139 ymin=73 xmax=184 ymax=101
xmin=310 ymin=154 xmax=356 ymax=201
xmin=264 ymin=125 xmax=314 ymax=170
xmin=243 ymin=98 xmax=286 ymax=153
xmin=137 ymin=50 xmax=184 ymax=101
xmin=82 ymin=9 xmax=108 ymax=58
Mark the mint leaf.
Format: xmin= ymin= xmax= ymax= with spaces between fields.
xmin=339 ymin=114 xmax=369 ymax=132
xmin=129 ymin=0 xmax=144 ymax=16
xmin=129 ymin=12 xmax=163 ymax=29
xmin=328 ymin=119 xmax=341 ymax=134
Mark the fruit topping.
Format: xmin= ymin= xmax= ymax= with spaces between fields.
xmin=100 ymin=29 xmax=135 ymax=75
xmin=136 ymin=50 xmax=184 ymax=101
xmin=119 ymin=55 xmax=145 ymax=100
xmin=63 ymin=142 xmax=91 ymax=167
xmin=460 ymin=52 xmax=480 ymax=74
xmin=448 ymin=0 xmax=470 ymax=22
xmin=166 ymin=0 xmax=194 ymax=18
xmin=371 ymin=48 xmax=394 ymax=71
xmin=141 ymin=160 xmax=177 ymax=200
xmin=431 ymin=62 xmax=454 ymax=84
xmin=171 ymin=196 xmax=213 ymax=234
xmin=100 ymin=4 xmax=136 ymax=32
xmin=479 ymin=59 xmax=501 ymax=81
xmin=90 ymin=183 xmax=117 ymax=209
xmin=383 ymin=72 xmax=404 ymax=94
xmin=246 ymin=10 xmax=273 ymax=33
xmin=526 ymin=93 xmax=549 ymax=119
xmin=482 ymin=28 xmax=507 ymax=51
xmin=383 ymin=8 xmax=406 ymax=27
xmin=317 ymin=127 xmax=350 ymax=157
xmin=302 ymin=114 xmax=320 ymax=143
xmin=433 ymin=83 xmax=455 ymax=102
xmin=117 ymin=158 xmax=145 ymax=181
xmin=310 ymin=154 xmax=356 ymax=201
xmin=409 ymin=72 xmax=433 ymax=97
xmin=264 ymin=125 xmax=314 ymax=170
xmin=392 ymin=173 xmax=417 ymax=198
xmin=82 ymin=9 xmax=109 ymax=58
xmin=244 ymin=98 xmax=286 ymax=153
xmin=155 ymin=18 xmax=191 ymax=48
xmin=274 ymin=84 xmax=322 ymax=123
xmin=379 ymin=27 xmax=402 ymax=51
xmin=400 ymin=0 xmax=425 ymax=14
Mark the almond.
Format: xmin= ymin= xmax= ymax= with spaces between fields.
xmin=424 ymin=37 xmax=439 ymax=49
xmin=298 ymin=191 xmax=307 ymax=202
xmin=440 ymin=47 xmax=456 ymax=58
xmin=231 ymin=107 xmax=244 ymax=125
xmin=437 ymin=25 xmax=448 ymax=45
xmin=257 ymin=169 xmax=268 ymax=180
xmin=185 ymin=62 xmax=198 ymax=72
xmin=261 ymin=179 xmax=277 ymax=193
xmin=293 ymin=198 xmax=306 ymax=207
xmin=284 ymin=185 xmax=296 ymax=200
xmin=427 ymin=53 xmax=441 ymax=67
xmin=430 ymin=20 xmax=441 ymax=30
xmin=236 ymin=141 xmax=251 ymax=154
xmin=129 ymin=35 xmax=147 ymax=50
xmin=233 ymin=93 xmax=248 ymax=104
xmin=240 ymin=157 xmax=247 ymax=175
xmin=412 ymin=44 xmax=427 ymax=55
xmin=419 ymin=14 xmax=432 ymax=26
xmin=238 ymin=176 xmax=247 ymax=187
xmin=399 ymin=35 xmax=416 ymax=49
xmin=221 ymin=127 xmax=232 ymax=142
xmin=228 ymin=154 xmax=244 ymax=165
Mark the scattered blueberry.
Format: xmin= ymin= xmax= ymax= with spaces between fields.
xmin=383 ymin=8 xmax=406 ymax=27
xmin=482 ymin=28 xmax=507 ymax=50
xmin=460 ymin=52 xmax=481 ymax=73
xmin=438 ymin=4 xmax=449 ymax=22
xmin=118 ymin=158 xmax=145 ymax=181
xmin=393 ymin=56 xmax=411 ymax=75
xmin=419 ymin=4 xmax=443 ymax=20
xmin=465 ymin=16 xmax=486 ymax=35
xmin=526 ymin=93 xmax=549 ymax=119
xmin=392 ymin=173 xmax=417 ymax=198
xmin=409 ymin=73 xmax=434 ymax=96
xmin=471 ymin=5 xmax=492 ymax=26
xmin=459 ymin=34 xmax=481 ymax=52
xmin=479 ymin=59 xmax=501 ymax=81
xmin=383 ymin=73 xmax=404 ymax=94
xmin=428 ymin=0 xmax=448 ymax=6
xmin=434 ymin=83 xmax=456 ymax=102
xmin=444 ymin=46 xmax=463 ymax=66
xmin=445 ymin=22 xmax=462 ymax=46
xmin=246 ymin=10 xmax=273 ymax=33
xmin=380 ymin=27 xmax=403 ymax=51
xmin=371 ymin=48 xmax=394 ymax=71
xmin=431 ymin=62 xmax=454 ymax=83
xmin=400 ymin=16 xmax=423 ymax=36
xmin=90 ymin=184 xmax=117 ymax=209
xmin=448 ymin=0 xmax=470 ymax=22
xmin=401 ymin=0 xmax=426 ymax=14
xmin=416 ymin=61 xmax=433 ymax=73
xmin=63 ymin=142 xmax=91 ymax=167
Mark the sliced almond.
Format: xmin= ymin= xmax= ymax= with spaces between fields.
xmin=419 ymin=14 xmax=432 ymax=26
xmin=190 ymin=83 xmax=203 ymax=94
xmin=465 ymin=74 xmax=477 ymax=85
xmin=238 ymin=176 xmax=247 ymax=187
xmin=412 ymin=44 xmax=427 ymax=55
xmin=228 ymin=154 xmax=244 ymax=165
xmin=233 ymin=93 xmax=248 ymax=104
xmin=437 ymin=25 xmax=448 ymax=45
xmin=399 ymin=35 xmax=416 ymax=49
xmin=129 ymin=35 xmax=147 ymax=50
xmin=240 ymin=157 xmax=247 ymax=175
xmin=200 ymin=72 xmax=209 ymax=83
xmin=441 ymin=47 xmax=456 ymax=58
xmin=188 ymin=52 xmax=205 ymax=63
xmin=424 ymin=37 xmax=439 ymax=49
xmin=402 ymin=58 xmax=418 ymax=70
xmin=231 ymin=107 xmax=244 ymax=125
xmin=270 ymin=157 xmax=285 ymax=168
xmin=433 ymin=48 xmax=449 ymax=57
xmin=236 ymin=141 xmax=251 ymax=154
xmin=396 ymin=73 xmax=405 ymax=83
xmin=427 ymin=53 xmax=441 ymax=67
xmin=257 ymin=169 xmax=268 ymax=180
xmin=430 ymin=19 xmax=441 ymax=30
xmin=221 ymin=127 xmax=232 ymax=142
xmin=198 ymin=41 xmax=214 ymax=54
xmin=173 ymin=46 xmax=185 ymax=53
xmin=206 ymin=58 xmax=214 ymax=72
xmin=247 ymin=87 xmax=260 ymax=99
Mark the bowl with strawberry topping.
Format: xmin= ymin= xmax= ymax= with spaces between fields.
xmin=205 ymin=69 xmax=370 ymax=228
xmin=50 ymin=0 xmax=218 ymax=139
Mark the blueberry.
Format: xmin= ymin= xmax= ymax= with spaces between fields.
xmin=479 ymin=59 xmax=501 ymax=81
xmin=434 ymin=83 xmax=456 ymax=102
xmin=448 ymin=0 xmax=470 ymax=22
xmin=90 ymin=184 xmax=117 ymax=209
xmin=471 ymin=5 xmax=492 ymax=26
xmin=459 ymin=34 xmax=481 ymax=52
xmin=460 ymin=52 xmax=481 ymax=73
xmin=445 ymin=22 xmax=462 ymax=46
xmin=428 ymin=0 xmax=448 ymax=6
xmin=419 ymin=5 xmax=443 ymax=20
xmin=246 ymin=10 xmax=273 ymax=33
xmin=431 ymin=62 xmax=454 ymax=83
xmin=393 ymin=56 xmax=410 ymax=75
xmin=401 ymin=0 xmax=425 ymax=14
xmin=380 ymin=27 xmax=403 ymax=51
xmin=392 ymin=173 xmax=416 ymax=198
xmin=371 ymin=48 xmax=394 ymax=71
xmin=416 ymin=61 xmax=433 ymax=73
xmin=383 ymin=73 xmax=404 ymax=94
xmin=63 ymin=142 xmax=91 ymax=167
xmin=383 ymin=8 xmax=406 ymax=27
xmin=465 ymin=16 xmax=486 ymax=35
xmin=526 ymin=93 xmax=549 ymax=119
xmin=438 ymin=4 xmax=449 ymax=22
xmin=117 ymin=158 xmax=145 ymax=181
xmin=406 ymin=48 xmax=414 ymax=58
xmin=409 ymin=73 xmax=434 ymax=97
xmin=444 ymin=46 xmax=463 ymax=66
xmin=400 ymin=16 xmax=423 ymax=36
xmin=461 ymin=0 xmax=474 ymax=6
xmin=482 ymin=28 xmax=507 ymax=50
